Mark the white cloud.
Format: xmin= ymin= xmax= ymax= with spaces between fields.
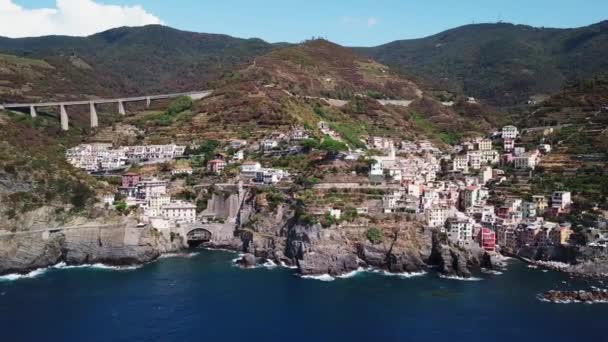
xmin=0 ymin=0 xmax=163 ymax=38
xmin=367 ymin=17 xmax=378 ymax=27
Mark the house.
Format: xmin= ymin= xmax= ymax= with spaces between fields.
xmin=452 ymin=154 xmax=469 ymax=173
xmin=232 ymin=150 xmax=244 ymax=162
xmin=467 ymin=150 xmax=482 ymax=170
xmin=550 ymin=225 xmax=573 ymax=245
xmin=502 ymin=125 xmax=519 ymax=139
xmin=161 ymin=201 xmax=197 ymax=224
xmin=240 ymin=161 xmax=262 ymax=177
xmin=478 ymin=228 xmax=496 ymax=252
xmin=261 ymin=139 xmax=279 ymax=151
xmin=147 ymin=193 xmax=171 ymax=217
xmin=532 ymin=195 xmax=548 ymax=212
xmin=329 ymin=209 xmax=341 ymax=219
xmin=513 ymin=152 xmax=538 ymax=170
xmin=446 ymin=216 xmax=474 ymax=247
xmin=137 ymin=178 xmax=168 ymax=200
xmin=229 ymin=139 xmax=248 ymax=150
xmin=425 ymin=206 xmax=450 ymax=228
xmin=171 ymin=167 xmax=193 ymax=176
xmin=255 ymin=168 xmax=289 ymax=184
xmin=521 ymin=202 xmax=537 ymax=218
xmin=460 ymin=186 xmax=480 ymax=210
xmin=122 ymin=172 xmax=140 ymax=188
xmin=480 ymin=150 xmax=499 ymax=164
xmin=503 ymin=139 xmax=515 ymax=152
xmin=475 ymin=138 xmax=493 ymax=151
xmin=551 ymin=191 xmax=572 ymax=211
xmin=368 ymin=136 xmax=394 ymax=150
xmin=207 ymin=159 xmax=227 ymax=175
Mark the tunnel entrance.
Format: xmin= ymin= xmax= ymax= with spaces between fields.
xmin=186 ymin=228 xmax=212 ymax=247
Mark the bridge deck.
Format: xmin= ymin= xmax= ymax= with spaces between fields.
xmin=1 ymin=90 xmax=212 ymax=109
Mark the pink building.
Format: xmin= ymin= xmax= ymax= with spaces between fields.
xmin=478 ymin=228 xmax=496 ymax=252
xmin=207 ymin=159 xmax=227 ymax=175
xmin=122 ymin=172 xmax=140 ymax=188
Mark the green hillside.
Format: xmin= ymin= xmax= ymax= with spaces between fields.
xmin=358 ymin=21 xmax=608 ymax=107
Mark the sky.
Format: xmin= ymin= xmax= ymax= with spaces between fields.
xmin=1 ymin=0 xmax=607 ymax=46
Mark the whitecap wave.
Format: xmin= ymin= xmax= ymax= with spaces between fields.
xmin=158 ymin=252 xmax=199 ymax=259
xmin=336 ymin=267 xmax=366 ymax=279
xmin=481 ymin=268 xmax=503 ymax=275
xmin=0 ymin=268 xmax=48 ymax=282
xmin=262 ymin=259 xmax=278 ymax=269
xmin=367 ymin=268 xmax=427 ymax=278
xmin=300 ymin=274 xmax=336 ymax=282
xmin=439 ymin=274 xmax=483 ymax=281
xmin=52 ymin=262 xmax=141 ymax=271
xmin=279 ymin=261 xmax=298 ymax=269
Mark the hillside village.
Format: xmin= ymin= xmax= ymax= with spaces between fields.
xmin=63 ymin=111 xmax=606 ymax=265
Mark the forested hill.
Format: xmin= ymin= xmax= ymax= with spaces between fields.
xmin=0 ymin=25 xmax=276 ymax=101
xmin=357 ymin=21 xmax=608 ymax=107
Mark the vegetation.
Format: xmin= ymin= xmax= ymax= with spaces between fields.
xmin=366 ymin=228 xmax=384 ymax=244
xmin=359 ymin=21 xmax=608 ymax=106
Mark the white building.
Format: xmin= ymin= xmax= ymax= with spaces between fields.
xmin=240 ymin=161 xmax=262 ymax=177
xmin=426 ymin=206 xmax=450 ymax=228
xmin=502 ymin=125 xmax=519 ymax=140
xmin=138 ymin=178 xmax=168 ymax=200
xmin=161 ymin=201 xmax=197 ymax=224
xmin=551 ymin=191 xmax=572 ymax=210
xmin=446 ymin=217 xmax=474 ymax=247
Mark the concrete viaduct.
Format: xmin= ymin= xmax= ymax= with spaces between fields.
xmin=0 ymin=90 xmax=213 ymax=131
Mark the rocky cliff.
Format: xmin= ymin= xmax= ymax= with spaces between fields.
xmin=0 ymin=217 xmax=185 ymax=276
xmin=203 ymin=190 xmax=490 ymax=278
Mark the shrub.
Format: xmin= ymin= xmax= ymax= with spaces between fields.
xmin=166 ymin=96 xmax=193 ymax=116
xmin=320 ymin=137 xmax=348 ymax=152
xmin=366 ymin=228 xmax=383 ymax=244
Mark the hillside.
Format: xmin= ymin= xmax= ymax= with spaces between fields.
xmin=358 ymin=21 xmax=608 ymax=107
xmin=0 ymin=111 xmax=105 ymax=230
xmin=0 ymin=25 xmax=276 ymax=102
xmin=126 ymin=40 xmax=494 ymax=146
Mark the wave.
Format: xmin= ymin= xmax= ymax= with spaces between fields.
xmin=336 ymin=267 xmax=366 ymax=279
xmin=262 ymin=259 xmax=278 ymax=269
xmin=0 ymin=268 xmax=48 ymax=282
xmin=204 ymin=247 xmax=238 ymax=253
xmin=439 ymin=274 xmax=483 ymax=281
xmin=52 ymin=262 xmax=142 ymax=271
xmin=481 ymin=268 xmax=503 ymax=275
xmin=158 ymin=252 xmax=199 ymax=259
xmin=279 ymin=261 xmax=298 ymax=269
xmin=300 ymin=274 xmax=336 ymax=282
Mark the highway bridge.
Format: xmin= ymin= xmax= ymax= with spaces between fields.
xmin=0 ymin=90 xmax=213 ymax=130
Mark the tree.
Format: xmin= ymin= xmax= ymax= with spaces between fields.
xmin=366 ymin=228 xmax=383 ymax=244
xmin=319 ymin=137 xmax=348 ymax=153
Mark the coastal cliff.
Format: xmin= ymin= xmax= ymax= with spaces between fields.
xmin=202 ymin=190 xmax=490 ymax=278
xmin=0 ymin=217 xmax=185 ymax=276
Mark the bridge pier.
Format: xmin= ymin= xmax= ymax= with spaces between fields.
xmin=29 ymin=105 xmax=37 ymax=118
xmin=59 ymin=104 xmax=69 ymax=131
xmin=89 ymin=102 xmax=98 ymax=128
xmin=118 ymin=100 xmax=126 ymax=115
xmin=146 ymin=96 xmax=151 ymax=108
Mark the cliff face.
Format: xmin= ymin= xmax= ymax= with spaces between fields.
xmin=203 ymin=191 xmax=487 ymax=278
xmin=0 ymin=219 xmax=184 ymax=276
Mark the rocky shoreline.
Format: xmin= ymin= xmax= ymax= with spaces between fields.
xmin=0 ymin=219 xmax=185 ymax=277
xmin=540 ymin=290 xmax=608 ymax=304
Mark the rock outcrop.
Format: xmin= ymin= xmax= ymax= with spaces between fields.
xmin=0 ymin=219 xmax=184 ymax=276
xmin=429 ymin=232 xmax=486 ymax=278
xmin=541 ymin=290 xmax=608 ymax=303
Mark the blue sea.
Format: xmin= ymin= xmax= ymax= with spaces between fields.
xmin=0 ymin=250 xmax=606 ymax=342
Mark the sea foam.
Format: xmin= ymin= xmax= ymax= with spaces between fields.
xmin=0 ymin=268 xmax=48 ymax=282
